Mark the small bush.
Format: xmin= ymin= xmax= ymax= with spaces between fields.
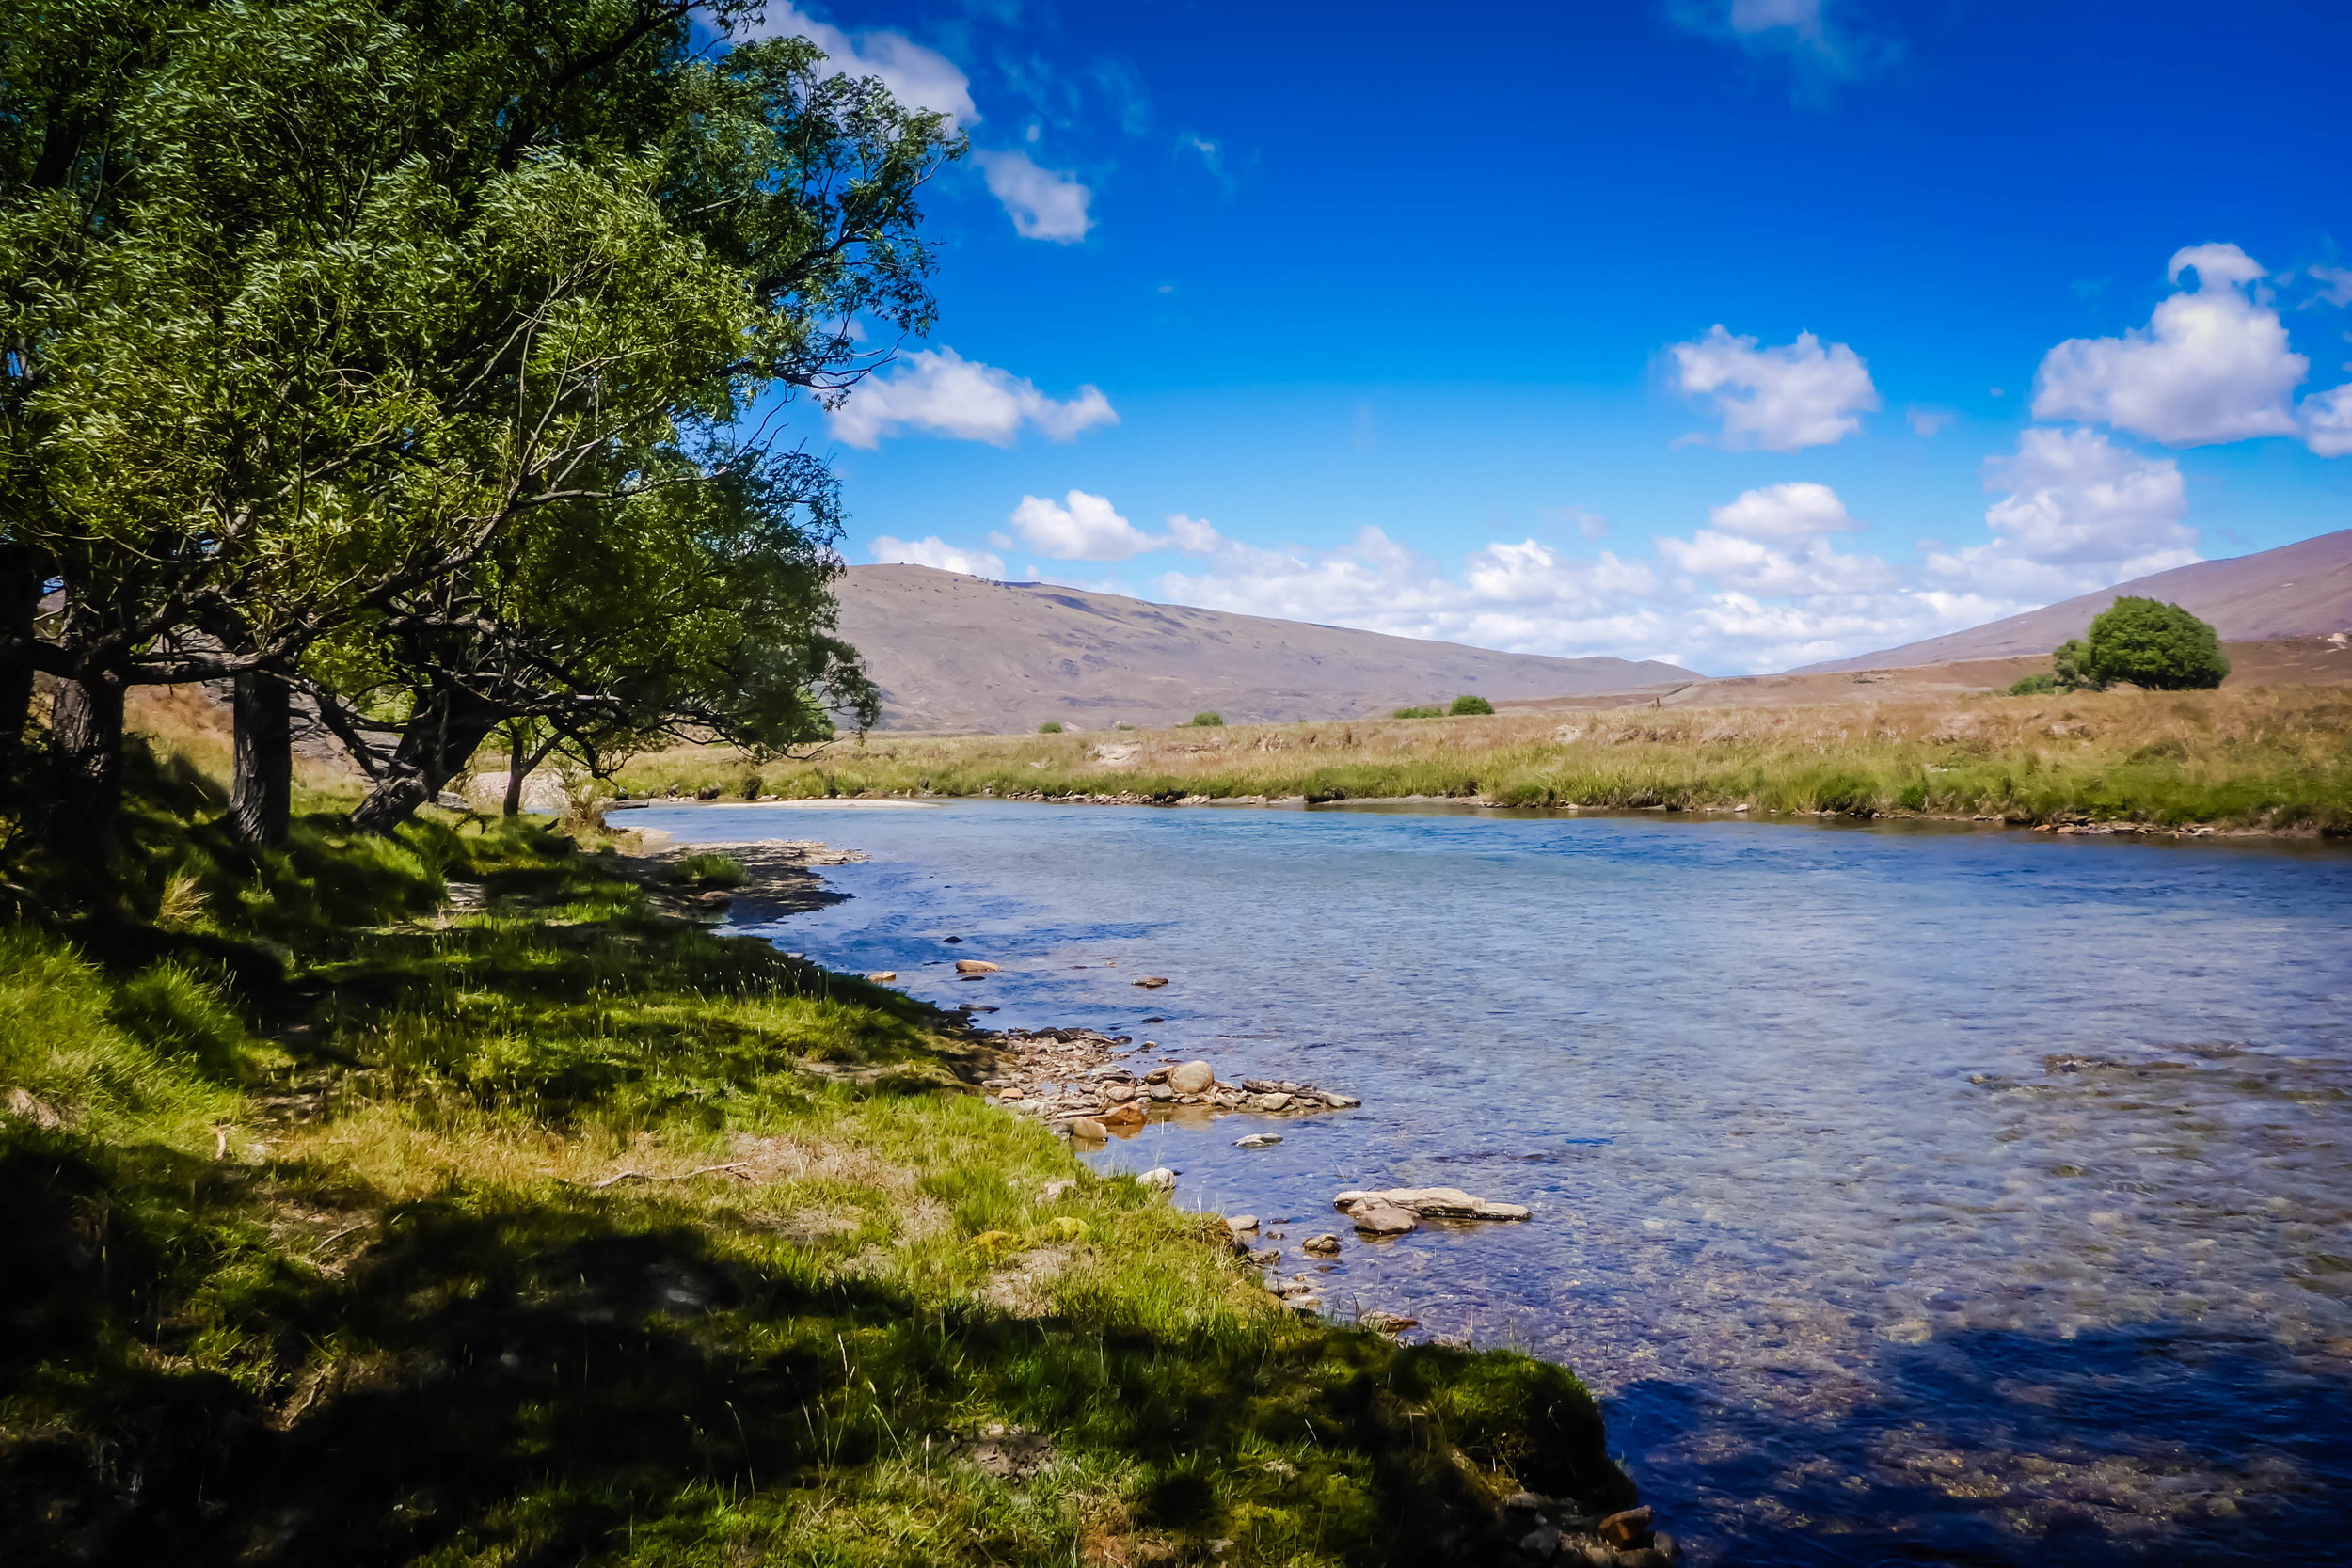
xmin=667 ymin=852 xmax=747 ymax=888
xmin=739 ymin=774 xmax=763 ymax=800
xmin=1392 ymin=705 xmax=1444 ymax=719
xmin=1191 ymin=712 xmax=1224 ymax=727
xmin=1039 ymin=721 xmax=1063 ymax=734
xmin=1115 ymin=722 xmax=1135 ymax=731
xmin=2007 ymin=673 xmax=2058 ymax=695
xmin=1450 ymin=694 xmax=1496 ymax=716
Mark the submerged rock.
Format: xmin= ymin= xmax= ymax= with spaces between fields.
xmin=1349 ymin=1202 xmax=1418 ymax=1236
xmin=954 ymin=958 xmax=1000 ymax=974
xmin=1233 ymin=1133 xmax=1282 ymax=1148
xmin=1301 ymin=1233 xmax=1342 ymax=1256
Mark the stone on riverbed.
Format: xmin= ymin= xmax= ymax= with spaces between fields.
xmin=1225 ymin=1214 xmax=1259 ymax=1236
xmin=1233 ymin=1133 xmax=1282 ymax=1148
xmin=1301 ymin=1233 xmax=1342 ymax=1256
xmin=867 ymin=971 xmax=898 ymax=982
xmin=1349 ymin=1202 xmax=1418 ymax=1236
xmin=1068 ymin=1117 xmax=1107 ymax=1140
xmin=1332 ymin=1186 xmax=1530 ymax=1221
xmin=1099 ymin=1101 xmax=1146 ymax=1128
xmin=1599 ymin=1507 xmax=1655 ymax=1549
xmin=953 ymin=958 xmax=999 ymax=974
xmin=1140 ymin=1166 xmax=1178 ymax=1190
xmin=1168 ymin=1061 xmax=1216 ymax=1094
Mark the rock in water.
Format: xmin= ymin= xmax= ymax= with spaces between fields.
xmin=1598 ymin=1507 xmax=1655 ymax=1549
xmin=1168 ymin=1060 xmax=1216 ymax=1095
xmin=1233 ymin=1133 xmax=1282 ymax=1148
xmin=1140 ymin=1166 xmax=1178 ymax=1190
xmin=954 ymin=958 xmax=1000 ymax=974
xmin=1225 ymin=1214 xmax=1260 ymax=1236
xmin=1133 ymin=975 xmax=1169 ymax=989
xmin=1301 ymin=1233 xmax=1342 ymax=1256
xmin=1349 ymin=1203 xmax=1418 ymax=1236
xmin=866 ymin=971 xmax=898 ymax=982
xmin=1329 ymin=1186 xmax=1531 ymax=1221
xmin=1360 ymin=1311 xmax=1419 ymax=1334
xmin=1099 ymin=1101 xmax=1145 ymax=1128
xmin=1069 ymin=1117 xmax=1108 ymax=1140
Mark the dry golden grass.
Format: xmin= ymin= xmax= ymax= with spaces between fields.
xmin=615 ymin=683 xmax=2352 ymax=832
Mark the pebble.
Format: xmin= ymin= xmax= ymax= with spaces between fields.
xmin=954 ymin=959 xmax=1000 ymax=974
xmin=1233 ymin=1133 xmax=1282 ymax=1148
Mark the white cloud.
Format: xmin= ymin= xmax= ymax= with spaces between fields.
xmin=1009 ymin=490 xmax=1159 ymax=561
xmin=827 ymin=348 xmax=1116 ymax=449
xmin=2301 ymin=384 xmax=2352 ymax=458
xmin=1668 ymin=325 xmax=1880 ymax=451
xmin=974 ymin=149 xmax=1093 ymax=243
xmin=1164 ymin=513 xmax=1223 ymax=555
xmin=743 ymin=6 xmax=977 ymax=125
xmin=2307 ymin=264 xmax=2352 ymax=309
xmin=1907 ymin=405 xmax=1955 ymax=436
xmin=1925 ymin=428 xmax=2196 ymax=599
xmin=1670 ymin=0 xmax=1900 ymax=96
xmin=2031 ymin=244 xmax=2307 ymax=447
xmin=870 ymin=535 xmax=1005 ymax=578
xmin=1703 ymin=481 xmax=1860 ymax=541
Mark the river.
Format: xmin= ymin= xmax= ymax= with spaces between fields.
xmin=628 ymin=798 xmax=2352 ymax=1565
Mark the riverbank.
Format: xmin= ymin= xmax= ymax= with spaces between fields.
xmin=606 ymin=683 xmax=2352 ymax=837
xmin=0 ymin=761 xmax=1637 ymax=1567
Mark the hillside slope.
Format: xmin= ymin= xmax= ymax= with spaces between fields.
xmin=831 ymin=564 xmax=1694 ymax=732
xmin=1800 ymin=529 xmax=2352 ymax=673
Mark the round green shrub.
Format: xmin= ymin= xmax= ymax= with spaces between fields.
xmin=1191 ymin=712 xmax=1224 ymax=727
xmin=1449 ymin=694 xmax=1496 ymax=716
xmin=2085 ymin=596 xmax=2229 ymax=689
xmin=2006 ymin=673 xmax=2058 ymax=696
xmin=1039 ymin=721 xmax=1063 ymax=734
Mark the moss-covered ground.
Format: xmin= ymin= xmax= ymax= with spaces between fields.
xmin=0 ymin=749 xmax=1630 ymax=1566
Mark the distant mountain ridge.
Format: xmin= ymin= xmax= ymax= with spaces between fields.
xmin=831 ymin=564 xmax=1695 ymax=733
xmin=1799 ymin=529 xmax=2352 ymax=673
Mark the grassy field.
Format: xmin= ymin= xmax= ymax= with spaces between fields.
xmin=1 ymin=745 xmax=1630 ymax=1567
xmin=608 ymin=684 xmax=2352 ymax=835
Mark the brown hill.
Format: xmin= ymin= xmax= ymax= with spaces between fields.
xmin=831 ymin=564 xmax=1695 ymax=733
xmin=1799 ymin=529 xmax=2352 ymax=673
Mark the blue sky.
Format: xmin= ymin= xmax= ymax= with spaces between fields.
xmin=741 ymin=0 xmax=2352 ymax=674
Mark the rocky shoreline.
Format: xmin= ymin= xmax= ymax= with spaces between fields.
xmin=979 ymin=1026 xmax=1361 ymax=1133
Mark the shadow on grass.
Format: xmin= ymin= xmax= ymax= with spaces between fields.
xmin=3 ymin=1132 xmax=1629 ymax=1567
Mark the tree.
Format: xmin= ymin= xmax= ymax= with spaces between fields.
xmin=1450 ymin=694 xmax=1496 ymax=716
xmin=2 ymin=1 xmax=954 ymax=848
xmin=2083 ymin=596 xmax=2229 ymax=690
xmin=2052 ymin=638 xmax=2099 ymax=691
xmin=1191 ymin=712 xmax=1223 ymax=727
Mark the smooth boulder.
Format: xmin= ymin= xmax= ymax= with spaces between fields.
xmin=1330 ymin=1186 xmax=1531 ymax=1221
xmin=1168 ymin=1060 xmax=1216 ymax=1095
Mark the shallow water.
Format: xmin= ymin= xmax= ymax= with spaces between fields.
xmin=631 ymin=799 xmax=2352 ymax=1564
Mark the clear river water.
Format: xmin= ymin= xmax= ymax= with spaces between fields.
xmin=628 ymin=798 xmax=2352 ymax=1566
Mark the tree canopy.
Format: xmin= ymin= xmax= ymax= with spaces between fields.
xmin=2 ymin=0 xmax=956 ymax=851
xmin=2044 ymin=598 xmax=2230 ymax=692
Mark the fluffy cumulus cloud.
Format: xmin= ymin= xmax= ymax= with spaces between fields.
xmin=827 ymin=348 xmax=1116 ymax=449
xmin=2032 ymin=245 xmax=2308 ymax=447
xmin=2302 ymin=385 xmax=2352 ymax=459
xmin=1924 ymin=428 xmax=2196 ymax=599
xmin=974 ymin=150 xmax=1093 ymax=243
xmin=1669 ymin=325 xmax=1880 ymax=451
xmin=1009 ymin=490 xmax=1163 ymax=561
xmin=870 ymin=535 xmax=1005 ymax=578
xmin=1657 ymin=485 xmax=1895 ymax=598
xmin=1669 ymin=0 xmax=1901 ymax=96
xmin=744 ymin=6 xmax=977 ymax=125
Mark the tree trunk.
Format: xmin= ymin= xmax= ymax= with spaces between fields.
xmin=230 ymin=670 xmax=293 ymax=847
xmin=502 ymin=725 xmax=564 ymax=816
xmin=349 ymin=687 xmax=500 ymax=835
xmin=48 ymin=673 xmax=125 ymax=855
xmin=0 ymin=544 xmax=40 ymax=778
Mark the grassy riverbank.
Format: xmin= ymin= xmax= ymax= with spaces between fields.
xmin=1 ymin=750 xmax=1630 ymax=1567
xmin=612 ymin=684 xmax=2352 ymax=833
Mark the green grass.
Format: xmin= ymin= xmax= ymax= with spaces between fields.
xmin=0 ymin=766 xmax=1630 ymax=1566
xmin=614 ymin=684 xmax=2352 ymax=834
xmin=668 ymin=851 xmax=750 ymax=888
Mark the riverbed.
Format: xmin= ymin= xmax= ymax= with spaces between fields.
xmin=628 ymin=798 xmax=2352 ymax=1565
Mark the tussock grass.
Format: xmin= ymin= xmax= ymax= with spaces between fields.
xmin=1 ymin=782 xmax=1628 ymax=1565
xmin=618 ymin=684 xmax=2352 ymax=832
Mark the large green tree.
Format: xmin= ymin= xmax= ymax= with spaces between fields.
xmin=1 ymin=0 xmax=952 ymax=848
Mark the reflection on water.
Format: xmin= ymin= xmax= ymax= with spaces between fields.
xmin=633 ymin=799 xmax=2352 ymax=1564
